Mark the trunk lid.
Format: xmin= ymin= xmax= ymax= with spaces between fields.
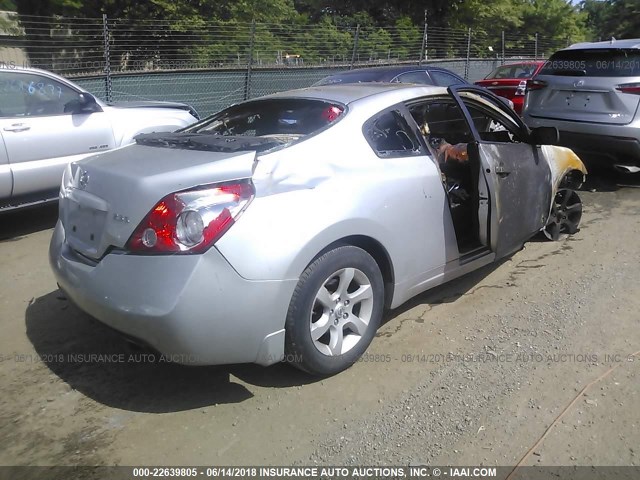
xmin=526 ymin=75 xmax=640 ymax=125
xmin=107 ymin=100 xmax=199 ymax=119
xmin=526 ymin=48 xmax=640 ymax=125
xmin=476 ymin=79 xmax=523 ymax=100
xmin=61 ymin=143 xmax=256 ymax=259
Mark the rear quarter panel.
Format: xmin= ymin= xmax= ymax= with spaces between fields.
xmin=215 ymin=106 xmax=458 ymax=308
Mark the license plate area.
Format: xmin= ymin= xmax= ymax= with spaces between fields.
xmin=64 ymin=192 xmax=108 ymax=257
xmin=561 ymin=91 xmax=607 ymax=110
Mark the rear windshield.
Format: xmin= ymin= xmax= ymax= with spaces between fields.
xmin=485 ymin=63 xmax=540 ymax=79
xmin=136 ymin=99 xmax=345 ymax=153
xmin=186 ymin=98 xmax=344 ymax=137
xmin=539 ymin=48 xmax=640 ymax=77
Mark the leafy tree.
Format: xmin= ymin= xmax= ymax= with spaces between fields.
xmin=581 ymin=0 xmax=640 ymax=40
xmin=228 ymin=0 xmax=299 ymax=23
xmin=521 ymin=0 xmax=587 ymax=44
xmin=443 ymin=0 xmax=587 ymax=58
xmin=11 ymin=0 xmax=595 ymax=72
xmin=581 ymin=0 xmax=610 ymax=39
xmin=388 ymin=15 xmax=422 ymax=59
xmin=358 ymin=27 xmax=393 ymax=62
xmin=296 ymin=16 xmax=353 ymax=62
xmin=606 ymin=0 xmax=640 ymax=39
xmin=449 ymin=0 xmax=523 ymax=32
xmin=0 ymin=0 xmax=16 ymax=10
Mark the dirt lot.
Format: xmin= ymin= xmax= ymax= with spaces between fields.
xmin=0 ymin=173 xmax=638 ymax=471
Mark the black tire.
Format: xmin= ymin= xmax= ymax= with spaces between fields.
xmin=543 ymin=188 xmax=583 ymax=241
xmin=285 ymin=246 xmax=384 ymax=376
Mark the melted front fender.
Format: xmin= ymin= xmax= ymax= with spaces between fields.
xmin=541 ymin=145 xmax=588 ymax=194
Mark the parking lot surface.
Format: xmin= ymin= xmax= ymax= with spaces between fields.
xmin=0 ymin=174 xmax=638 ymax=468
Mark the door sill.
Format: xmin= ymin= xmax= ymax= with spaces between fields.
xmin=0 ymin=190 xmax=59 ymax=212
xmin=459 ymin=246 xmax=491 ymax=265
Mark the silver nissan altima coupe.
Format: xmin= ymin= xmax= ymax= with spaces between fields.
xmin=50 ymin=83 xmax=587 ymax=376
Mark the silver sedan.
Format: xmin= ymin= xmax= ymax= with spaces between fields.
xmin=50 ymin=84 xmax=587 ymax=376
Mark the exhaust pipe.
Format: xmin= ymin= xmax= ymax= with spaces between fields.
xmin=613 ymin=165 xmax=640 ymax=174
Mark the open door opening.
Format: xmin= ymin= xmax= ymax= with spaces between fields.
xmin=408 ymin=100 xmax=489 ymax=257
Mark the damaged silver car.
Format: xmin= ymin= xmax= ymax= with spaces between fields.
xmin=50 ymin=84 xmax=587 ymax=376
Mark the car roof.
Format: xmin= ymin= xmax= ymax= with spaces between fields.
xmin=3 ymin=65 xmax=67 ymax=77
xmin=564 ymin=38 xmax=640 ymax=50
xmin=260 ymin=83 xmax=447 ymax=105
xmin=344 ymin=64 xmax=457 ymax=75
xmin=320 ymin=64 xmax=464 ymax=81
xmin=0 ymin=65 xmax=88 ymax=90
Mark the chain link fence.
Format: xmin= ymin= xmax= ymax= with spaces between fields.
xmin=0 ymin=13 xmax=578 ymax=116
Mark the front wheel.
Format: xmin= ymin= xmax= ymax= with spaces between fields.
xmin=543 ymin=188 xmax=583 ymax=241
xmin=285 ymin=246 xmax=384 ymax=376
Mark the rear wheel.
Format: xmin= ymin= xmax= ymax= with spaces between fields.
xmin=285 ymin=246 xmax=384 ymax=376
xmin=543 ymin=188 xmax=582 ymax=241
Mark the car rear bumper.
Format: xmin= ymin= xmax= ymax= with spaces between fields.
xmin=558 ymin=131 xmax=640 ymax=167
xmin=49 ymin=220 xmax=297 ymax=366
xmin=524 ymin=116 xmax=640 ymax=166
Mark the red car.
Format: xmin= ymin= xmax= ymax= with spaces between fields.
xmin=475 ymin=61 xmax=545 ymax=115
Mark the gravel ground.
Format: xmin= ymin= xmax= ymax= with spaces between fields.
xmin=301 ymin=175 xmax=640 ymax=468
xmin=0 ymin=172 xmax=638 ymax=472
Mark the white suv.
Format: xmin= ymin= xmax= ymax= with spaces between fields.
xmin=0 ymin=67 xmax=199 ymax=210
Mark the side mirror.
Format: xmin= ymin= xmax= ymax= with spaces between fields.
xmin=529 ymin=126 xmax=559 ymax=146
xmin=64 ymin=93 xmax=101 ymax=114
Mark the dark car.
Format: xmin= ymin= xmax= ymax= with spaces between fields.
xmin=315 ymin=66 xmax=518 ymax=111
xmin=315 ymin=65 xmax=468 ymax=88
xmin=475 ymin=61 xmax=545 ymax=115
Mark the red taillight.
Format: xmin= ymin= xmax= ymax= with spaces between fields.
xmin=526 ymin=79 xmax=547 ymax=92
xmin=616 ymin=83 xmax=640 ymax=95
xmin=127 ymin=180 xmax=255 ymax=254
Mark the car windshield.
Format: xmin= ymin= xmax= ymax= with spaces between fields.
xmin=539 ymin=48 xmax=640 ymax=77
xmin=485 ymin=64 xmax=539 ymax=79
xmin=136 ymin=98 xmax=344 ymax=152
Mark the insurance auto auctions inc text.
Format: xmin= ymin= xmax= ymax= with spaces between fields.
xmin=236 ymin=466 xmax=497 ymax=478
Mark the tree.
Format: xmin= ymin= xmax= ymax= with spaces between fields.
xmin=581 ymin=0 xmax=640 ymax=40
xmin=449 ymin=0 xmax=523 ymax=33
xmin=11 ymin=0 xmax=595 ymax=72
xmin=228 ymin=0 xmax=299 ymax=23
xmin=521 ymin=0 xmax=587 ymax=43
xmin=0 ymin=0 xmax=16 ymax=10
xmin=581 ymin=0 xmax=610 ymax=39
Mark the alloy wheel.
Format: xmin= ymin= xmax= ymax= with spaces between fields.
xmin=543 ymin=188 xmax=582 ymax=241
xmin=309 ymin=267 xmax=374 ymax=356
